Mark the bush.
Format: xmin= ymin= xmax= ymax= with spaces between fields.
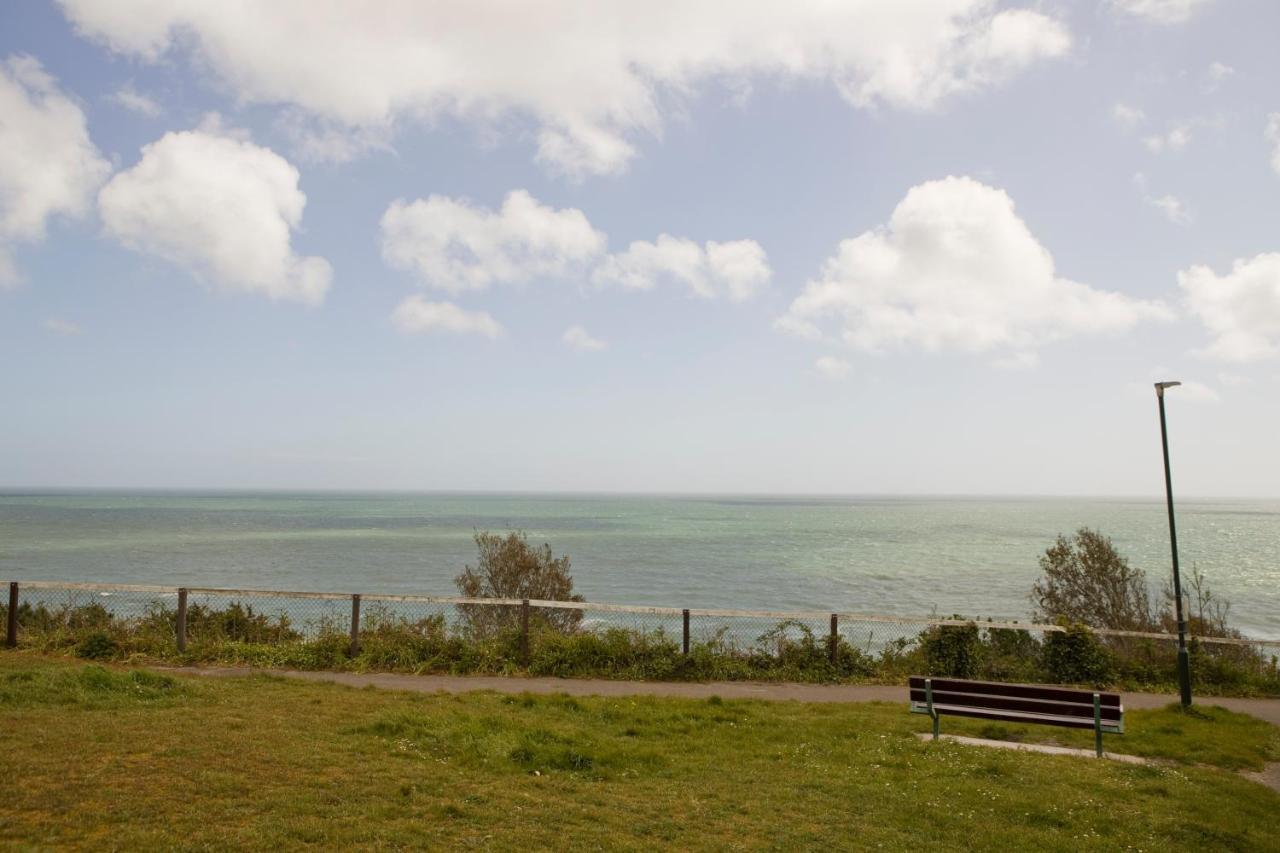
xmin=981 ymin=626 xmax=1043 ymax=682
xmin=922 ymin=621 xmax=981 ymax=679
xmin=1032 ymin=528 xmax=1156 ymax=631
xmin=1043 ymin=623 xmax=1113 ymax=686
xmin=75 ymin=631 xmax=118 ymax=661
xmin=455 ymin=531 xmax=584 ymax=637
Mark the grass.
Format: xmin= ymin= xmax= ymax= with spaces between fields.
xmin=0 ymin=652 xmax=1277 ymax=850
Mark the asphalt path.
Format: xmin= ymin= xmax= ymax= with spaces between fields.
xmin=168 ymin=666 xmax=1280 ymax=727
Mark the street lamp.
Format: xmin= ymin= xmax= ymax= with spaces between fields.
xmin=1155 ymin=381 xmax=1192 ymax=708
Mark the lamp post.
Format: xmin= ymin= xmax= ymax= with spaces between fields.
xmin=1155 ymin=381 xmax=1192 ymax=708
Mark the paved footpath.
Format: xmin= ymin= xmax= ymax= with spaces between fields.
xmin=170 ymin=666 xmax=1280 ymax=727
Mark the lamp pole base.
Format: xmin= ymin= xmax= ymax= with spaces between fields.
xmin=1177 ymin=646 xmax=1192 ymax=708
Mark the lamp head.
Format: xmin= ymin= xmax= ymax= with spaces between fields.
xmin=1155 ymin=380 xmax=1182 ymax=398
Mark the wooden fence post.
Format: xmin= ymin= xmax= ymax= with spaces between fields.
xmin=5 ymin=582 xmax=17 ymax=649
xmin=520 ymin=599 xmax=530 ymax=665
xmin=176 ymin=588 xmax=188 ymax=653
xmin=349 ymin=594 xmax=361 ymax=657
xmin=682 ymin=609 xmax=690 ymax=655
xmin=829 ymin=613 xmax=838 ymax=665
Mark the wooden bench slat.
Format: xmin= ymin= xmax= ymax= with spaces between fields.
xmin=909 ymin=689 xmax=1123 ymax=721
xmin=910 ymin=702 xmax=1123 ymax=732
xmin=908 ymin=675 xmax=1120 ymax=707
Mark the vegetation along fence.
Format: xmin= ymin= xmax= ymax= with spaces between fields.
xmin=5 ymin=581 xmax=1279 ymax=694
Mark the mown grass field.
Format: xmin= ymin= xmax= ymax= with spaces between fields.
xmin=1 ymin=653 xmax=1277 ymax=850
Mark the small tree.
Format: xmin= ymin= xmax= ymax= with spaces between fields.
xmin=455 ymin=531 xmax=584 ymax=636
xmin=1162 ymin=563 xmax=1236 ymax=638
xmin=1031 ymin=528 xmax=1155 ymax=631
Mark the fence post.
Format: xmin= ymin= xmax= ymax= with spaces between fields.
xmin=176 ymin=588 xmax=188 ymax=653
xmin=682 ymin=609 xmax=690 ymax=655
xmin=829 ymin=613 xmax=838 ymax=665
xmin=520 ymin=599 xmax=530 ymax=665
xmin=6 ymin=582 xmax=17 ymax=649
xmin=349 ymin=594 xmax=361 ymax=657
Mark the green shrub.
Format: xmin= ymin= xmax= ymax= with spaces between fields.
xmin=1044 ymin=624 xmax=1113 ymax=686
xmin=981 ymin=627 xmax=1043 ymax=682
xmin=922 ymin=621 xmax=981 ymax=679
xmin=75 ymin=631 xmax=118 ymax=661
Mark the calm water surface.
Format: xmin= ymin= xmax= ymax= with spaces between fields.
xmin=1 ymin=492 xmax=1276 ymax=637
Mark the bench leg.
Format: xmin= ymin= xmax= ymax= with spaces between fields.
xmin=1093 ymin=693 xmax=1103 ymax=758
xmin=926 ymin=678 xmax=939 ymax=740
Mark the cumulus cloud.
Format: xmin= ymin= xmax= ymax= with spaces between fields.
xmin=776 ymin=176 xmax=1172 ymax=359
xmin=1112 ymin=102 xmax=1146 ymax=130
xmin=109 ymin=84 xmax=161 ymax=116
xmin=1177 ymin=380 xmax=1221 ymax=402
xmin=1267 ymin=114 xmax=1280 ymax=177
xmin=1111 ymin=0 xmax=1214 ymax=24
xmin=381 ymin=190 xmax=605 ymax=293
xmin=0 ymin=55 xmax=111 ymax=285
xmin=562 ymin=325 xmax=607 ymax=351
xmin=592 ymin=235 xmax=771 ymax=301
xmin=1180 ymin=254 xmax=1280 ymax=362
xmin=1133 ymin=174 xmax=1191 ymax=224
xmin=1147 ymin=194 xmax=1192 ymax=224
xmin=1205 ymin=61 xmax=1235 ymax=88
xmin=1144 ymin=123 xmax=1194 ymax=154
xmin=392 ymin=295 xmax=503 ymax=338
xmin=98 ymin=124 xmax=331 ymax=304
xmin=383 ymin=189 xmax=770 ymax=301
xmin=58 ymin=1 xmax=1070 ymax=176
xmin=814 ymin=356 xmax=852 ymax=378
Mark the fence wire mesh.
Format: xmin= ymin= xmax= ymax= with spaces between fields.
xmin=4 ymin=581 xmax=1278 ymax=688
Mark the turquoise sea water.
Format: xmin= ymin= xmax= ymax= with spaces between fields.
xmin=1 ymin=492 xmax=1277 ymax=638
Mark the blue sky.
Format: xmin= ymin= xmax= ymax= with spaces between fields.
xmin=2 ymin=0 xmax=1279 ymax=495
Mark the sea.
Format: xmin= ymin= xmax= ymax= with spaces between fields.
xmin=1 ymin=491 xmax=1277 ymax=638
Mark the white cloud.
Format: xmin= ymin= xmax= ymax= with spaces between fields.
xmin=1267 ymin=114 xmax=1280 ymax=177
xmin=777 ymin=176 xmax=1172 ymax=357
xmin=1132 ymin=171 xmax=1185 ymax=221
xmin=814 ymin=356 xmax=852 ymax=378
xmin=1176 ymin=380 xmax=1220 ymax=402
xmin=58 ymin=1 xmax=1070 ymax=176
xmin=1112 ymin=102 xmax=1146 ymax=130
xmin=592 ymin=235 xmax=771 ymax=301
xmin=1205 ymin=61 xmax=1235 ymax=86
xmin=1146 ymin=193 xmax=1192 ymax=225
xmin=1111 ymin=0 xmax=1215 ymax=24
xmin=562 ymin=325 xmax=607 ymax=351
xmin=1144 ymin=123 xmax=1193 ymax=154
xmin=43 ymin=317 xmax=81 ymax=335
xmin=383 ymin=190 xmax=769 ymax=302
xmin=109 ymin=84 xmax=161 ymax=116
xmin=275 ymin=111 xmax=393 ymax=164
xmin=392 ymin=296 xmax=504 ymax=338
xmin=0 ymin=55 xmax=111 ymax=285
xmin=1180 ymin=253 xmax=1280 ymax=362
xmin=98 ymin=124 xmax=331 ymax=304
xmin=381 ymin=190 xmax=605 ymax=293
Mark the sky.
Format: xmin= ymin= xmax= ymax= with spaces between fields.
xmin=1 ymin=0 xmax=1279 ymax=496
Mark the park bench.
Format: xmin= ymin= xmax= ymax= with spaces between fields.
xmin=909 ymin=676 xmax=1123 ymax=757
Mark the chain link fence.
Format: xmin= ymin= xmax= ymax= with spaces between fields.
xmin=4 ymin=580 xmax=1278 ymax=691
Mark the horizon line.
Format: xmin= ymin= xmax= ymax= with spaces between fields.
xmin=1 ymin=486 xmax=1277 ymax=501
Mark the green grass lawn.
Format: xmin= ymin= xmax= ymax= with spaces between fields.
xmin=1 ymin=653 xmax=1277 ymax=851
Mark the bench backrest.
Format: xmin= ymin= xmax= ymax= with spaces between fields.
xmin=909 ymin=676 xmax=1123 ymax=730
